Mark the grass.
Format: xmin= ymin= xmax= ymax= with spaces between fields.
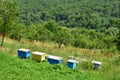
xmin=0 ymin=37 xmax=120 ymax=80
xmin=0 ymin=51 xmax=83 ymax=80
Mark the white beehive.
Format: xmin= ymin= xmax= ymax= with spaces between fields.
xmin=92 ymin=61 xmax=102 ymax=70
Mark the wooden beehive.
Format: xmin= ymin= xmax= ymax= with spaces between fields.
xmin=18 ymin=48 xmax=31 ymax=58
xmin=92 ymin=61 xmax=102 ymax=70
xmin=47 ymin=55 xmax=62 ymax=64
xmin=32 ymin=52 xmax=46 ymax=62
xmin=67 ymin=59 xmax=77 ymax=69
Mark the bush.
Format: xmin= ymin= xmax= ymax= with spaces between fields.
xmin=10 ymin=33 xmax=22 ymax=41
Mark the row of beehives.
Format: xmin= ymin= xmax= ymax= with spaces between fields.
xmin=17 ymin=48 xmax=102 ymax=69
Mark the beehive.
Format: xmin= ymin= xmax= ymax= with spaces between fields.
xmin=18 ymin=48 xmax=31 ymax=58
xmin=32 ymin=52 xmax=46 ymax=62
xmin=92 ymin=61 xmax=102 ymax=70
xmin=67 ymin=59 xmax=77 ymax=69
xmin=47 ymin=56 xmax=62 ymax=64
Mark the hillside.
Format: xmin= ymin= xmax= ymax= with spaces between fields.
xmin=17 ymin=0 xmax=120 ymax=28
xmin=0 ymin=0 xmax=120 ymax=53
xmin=0 ymin=1 xmax=120 ymax=80
xmin=0 ymin=37 xmax=120 ymax=80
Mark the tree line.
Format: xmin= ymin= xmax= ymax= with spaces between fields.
xmin=9 ymin=21 xmax=120 ymax=53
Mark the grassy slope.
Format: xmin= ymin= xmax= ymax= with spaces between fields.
xmin=0 ymin=37 xmax=120 ymax=80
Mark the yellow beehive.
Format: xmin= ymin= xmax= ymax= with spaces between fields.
xmin=32 ymin=52 xmax=46 ymax=62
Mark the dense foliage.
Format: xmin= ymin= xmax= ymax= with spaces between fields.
xmin=8 ymin=21 xmax=119 ymax=52
xmin=0 ymin=0 xmax=120 ymax=52
xmin=17 ymin=0 xmax=120 ymax=28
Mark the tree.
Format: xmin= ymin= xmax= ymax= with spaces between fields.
xmin=0 ymin=0 xmax=18 ymax=46
xmin=26 ymin=24 xmax=37 ymax=41
xmin=116 ymin=30 xmax=120 ymax=51
xmin=9 ymin=23 xmax=26 ymax=41
xmin=55 ymin=28 xmax=71 ymax=48
xmin=44 ymin=20 xmax=59 ymax=33
xmin=43 ymin=20 xmax=60 ymax=41
xmin=35 ymin=25 xmax=53 ymax=43
xmin=113 ymin=19 xmax=120 ymax=28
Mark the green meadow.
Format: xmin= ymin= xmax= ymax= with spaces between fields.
xmin=0 ymin=38 xmax=119 ymax=80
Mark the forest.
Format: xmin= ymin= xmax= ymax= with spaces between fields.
xmin=0 ymin=0 xmax=120 ymax=53
xmin=17 ymin=0 xmax=120 ymax=28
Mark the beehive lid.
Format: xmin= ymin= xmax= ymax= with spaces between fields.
xmin=92 ymin=61 xmax=102 ymax=65
xmin=48 ymin=55 xmax=62 ymax=60
xmin=32 ymin=52 xmax=46 ymax=55
xmin=18 ymin=48 xmax=30 ymax=52
xmin=68 ymin=59 xmax=76 ymax=63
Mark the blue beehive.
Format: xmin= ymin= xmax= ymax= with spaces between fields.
xmin=18 ymin=48 xmax=31 ymax=59
xmin=67 ymin=59 xmax=77 ymax=69
xmin=47 ymin=56 xmax=62 ymax=64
